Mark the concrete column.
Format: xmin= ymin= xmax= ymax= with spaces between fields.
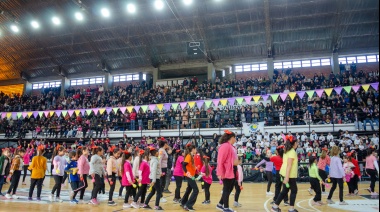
xmin=207 ymin=63 xmax=216 ymax=83
xmin=24 ymin=81 xmax=32 ymax=95
xmin=228 ymin=66 xmax=235 ymax=80
xmin=267 ymin=58 xmax=274 ymax=80
xmin=152 ymin=68 xmax=159 ymax=87
xmin=61 ymin=77 xmax=70 ymax=96
xmin=331 ymin=52 xmax=339 ymax=74
xmin=104 ymin=72 xmax=113 ymax=90
xmin=139 ymin=72 xmax=144 ymax=84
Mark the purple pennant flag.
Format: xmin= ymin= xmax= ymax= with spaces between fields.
xmin=244 ymin=96 xmax=252 ymax=104
xmin=149 ymin=104 xmax=156 ymax=111
xmin=316 ymin=89 xmax=324 ymax=97
xmin=80 ymin=109 xmax=86 ymax=115
xmin=371 ymin=82 xmax=379 ymax=90
xmin=262 ymin=95 xmax=269 ymax=101
xmin=33 ymin=111 xmax=39 ymax=118
xmin=180 ymin=102 xmax=188 ymax=109
xmin=106 ymin=107 xmax=112 ymax=114
xmin=228 ymin=98 xmax=235 ymax=106
xmin=134 ymin=106 xmax=141 ymax=112
xmin=68 ymin=110 xmax=74 ymax=117
xmin=280 ymin=93 xmax=288 ymax=101
xmin=196 ymin=101 xmax=204 ymax=109
xmin=334 ymin=87 xmax=343 ymax=95
xmin=296 ymin=91 xmax=305 ymax=99
xmin=164 ymin=103 xmax=171 ymax=111
xmin=12 ymin=112 xmax=17 ymax=119
xmin=352 ymin=85 xmax=360 ymax=93
xmin=55 ymin=110 xmax=62 ymax=117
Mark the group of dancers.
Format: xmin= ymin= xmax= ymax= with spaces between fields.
xmin=0 ymin=130 xmax=378 ymax=212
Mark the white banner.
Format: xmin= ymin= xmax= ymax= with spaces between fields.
xmin=242 ymin=122 xmax=265 ymax=136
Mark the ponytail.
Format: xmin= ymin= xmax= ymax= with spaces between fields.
xmin=121 ymin=151 xmax=132 ymax=174
xmin=185 ymin=144 xmax=196 ymax=166
xmin=204 ymin=157 xmax=210 ymax=177
xmin=76 ymin=146 xmax=87 ymax=159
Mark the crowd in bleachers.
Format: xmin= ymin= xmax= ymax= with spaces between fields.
xmin=0 ymin=68 xmax=379 ymax=137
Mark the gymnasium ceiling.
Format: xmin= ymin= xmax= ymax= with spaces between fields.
xmin=0 ymin=0 xmax=378 ymax=81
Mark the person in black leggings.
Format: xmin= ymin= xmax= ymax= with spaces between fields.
xmin=365 ymin=148 xmax=379 ymax=195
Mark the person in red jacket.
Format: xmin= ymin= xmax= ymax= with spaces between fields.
xmin=349 ymin=150 xmax=361 ymax=195
xmin=130 ymin=109 xmax=137 ymax=131
xmin=270 ymin=145 xmax=289 ymax=205
xmin=194 ymin=150 xmax=204 ymax=191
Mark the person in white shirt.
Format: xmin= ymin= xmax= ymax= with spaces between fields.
xmin=329 ymin=140 xmax=335 ymax=147
xmin=319 ymin=134 xmax=325 ymax=142
xmin=301 ymin=132 xmax=308 ymax=142
xmin=371 ymin=134 xmax=379 ymax=146
xmin=350 ymin=133 xmax=357 ymax=141
xmin=295 ymin=132 xmax=300 ymax=141
xmin=256 ymin=132 xmax=263 ymax=142
xmin=263 ymin=139 xmax=270 ymax=148
xmin=264 ymin=132 xmax=270 ymax=141
xmin=309 ymin=130 xmax=317 ymax=141
xmin=241 ymin=136 xmax=247 ymax=144
xmin=271 ymin=133 xmax=278 ymax=141
xmin=327 ymin=133 xmax=334 ymax=141
xmin=246 ymin=140 xmax=253 ymax=148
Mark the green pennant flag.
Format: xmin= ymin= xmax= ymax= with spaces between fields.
xmin=270 ymin=94 xmax=279 ymax=102
xmin=343 ymin=86 xmax=351 ymax=94
xmin=236 ymin=98 xmax=244 ymax=105
xmin=86 ymin=109 xmax=92 ymax=115
xmin=17 ymin=112 xmax=22 ymax=118
xmin=171 ymin=103 xmax=179 ymax=110
xmin=306 ymin=91 xmax=315 ymax=98
xmin=204 ymin=100 xmax=212 ymax=108
xmin=38 ymin=112 xmax=43 ymax=117
xmin=141 ymin=105 xmax=148 ymax=112
xmin=61 ymin=110 xmax=68 ymax=117
xmin=112 ymin=107 xmax=119 ymax=114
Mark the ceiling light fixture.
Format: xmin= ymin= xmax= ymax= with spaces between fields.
xmin=10 ymin=25 xmax=19 ymax=33
xmin=31 ymin=20 xmax=40 ymax=29
xmin=101 ymin=8 xmax=110 ymax=17
xmin=154 ymin=0 xmax=164 ymax=10
xmin=52 ymin=16 xmax=61 ymax=25
xmin=75 ymin=12 xmax=84 ymax=21
xmin=127 ymin=3 xmax=136 ymax=14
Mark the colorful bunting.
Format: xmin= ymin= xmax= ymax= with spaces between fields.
xmin=74 ymin=110 xmax=80 ymax=116
xmin=244 ymin=96 xmax=252 ymax=104
xmin=370 ymin=82 xmax=379 ymax=90
xmin=12 ymin=112 xmax=17 ymax=119
xmin=236 ymin=98 xmax=244 ymax=105
xmin=86 ymin=109 xmax=92 ymax=115
xmin=120 ymin=107 xmax=126 ymax=114
xmin=196 ymin=101 xmax=204 ymax=109
xmin=134 ymin=106 xmax=141 ymax=112
xmin=188 ymin=102 xmax=196 ymax=108
xmin=49 ymin=111 xmax=55 ymax=117
xmin=180 ymin=102 xmax=188 ymax=109
xmin=280 ymin=93 xmax=288 ymax=101
xmin=343 ymin=86 xmax=351 ymax=94
xmin=324 ymin=88 xmax=333 ymax=97
xmin=106 ymin=107 xmax=113 ymax=114
xmin=149 ymin=104 xmax=156 ymax=111
xmin=306 ymin=91 xmax=315 ymax=98
xmin=1 ymin=113 xmax=6 ymax=119
xmin=141 ymin=105 xmax=148 ymax=112
xmin=6 ymin=113 xmax=11 ymax=119
xmin=262 ymin=95 xmax=269 ymax=101
xmin=288 ymin=92 xmax=296 ymax=100
xmin=80 ymin=109 xmax=86 ymax=115
xmin=296 ymin=91 xmax=305 ymax=99
xmin=253 ymin=96 xmax=261 ymax=103
xmin=17 ymin=112 xmax=23 ymax=118
xmin=99 ymin=108 xmax=106 ymax=115
xmin=315 ymin=89 xmax=324 ymax=97
xmin=62 ymin=110 xmax=68 ymax=117
xmin=126 ymin=106 xmax=133 ymax=113
xmin=212 ymin=99 xmax=220 ymax=106
xmin=68 ymin=110 xmax=74 ymax=117
xmin=55 ymin=110 xmax=62 ymax=117
xmin=352 ymin=85 xmax=360 ymax=93
xmin=156 ymin=104 xmax=164 ymax=111
xmin=164 ymin=103 xmax=172 ymax=111
xmin=171 ymin=103 xmax=179 ymax=110
xmin=228 ymin=98 xmax=235 ymax=105
xmin=220 ymin=99 xmax=228 ymax=106
xmin=112 ymin=108 xmax=119 ymax=114
xmin=93 ymin=108 xmax=99 ymax=115
xmin=204 ymin=101 xmax=212 ymax=108
xmin=270 ymin=94 xmax=279 ymax=102
xmin=361 ymin=84 xmax=370 ymax=92
xmin=27 ymin=112 xmax=33 ymax=118
xmin=44 ymin=111 xmax=50 ymax=117
xmin=38 ymin=111 xmax=44 ymax=117
xmin=334 ymin=87 xmax=342 ymax=95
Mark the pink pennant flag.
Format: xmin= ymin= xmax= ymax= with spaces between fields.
xmin=228 ymin=98 xmax=235 ymax=106
xmin=296 ymin=91 xmax=305 ymax=99
xmin=334 ymin=87 xmax=342 ymax=95
xmin=106 ymin=107 xmax=113 ymax=114
xmin=33 ymin=111 xmax=39 ymax=118
xmin=68 ymin=110 xmax=74 ymax=117
xmin=196 ymin=101 xmax=204 ymax=109
xmin=212 ymin=99 xmax=220 ymax=106
xmin=371 ymin=82 xmax=379 ymax=90
xmin=262 ymin=95 xmax=269 ymax=101
xmin=244 ymin=96 xmax=252 ymax=104
xmin=280 ymin=93 xmax=288 ymax=101
xmin=1 ymin=113 xmax=6 ymax=119
xmin=120 ymin=107 xmax=127 ymax=114
xmin=43 ymin=111 xmax=49 ymax=117
xmin=149 ymin=104 xmax=156 ymax=111
xmin=93 ymin=108 xmax=99 ymax=115
xmin=22 ymin=112 xmax=28 ymax=118
xmin=55 ymin=110 xmax=62 ymax=117
xmin=315 ymin=89 xmax=324 ymax=97
xmin=180 ymin=102 xmax=188 ymax=109
xmin=164 ymin=103 xmax=171 ymax=111
xmin=352 ymin=85 xmax=360 ymax=93
xmin=134 ymin=106 xmax=141 ymax=112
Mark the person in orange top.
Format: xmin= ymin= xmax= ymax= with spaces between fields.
xmin=28 ymin=145 xmax=47 ymax=201
xmin=181 ymin=144 xmax=199 ymax=211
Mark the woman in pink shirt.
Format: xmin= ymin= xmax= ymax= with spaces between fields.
xmin=121 ymin=151 xmax=134 ymax=208
xmin=317 ymin=147 xmax=330 ymax=194
xmin=200 ymin=156 xmax=213 ymax=205
xmin=22 ymin=146 xmax=34 ymax=185
xmin=365 ymin=147 xmax=379 ymax=195
xmin=77 ymin=146 xmax=90 ymax=204
xmin=173 ymin=149 xmax=185 ymax=203
xmin=216 ymin=130 xmax=238 ymax=212
xmin=131 ymin=150 xmax=151 ymax=209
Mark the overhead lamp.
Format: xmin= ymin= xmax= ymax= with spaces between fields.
xmin=183 ymin=0 xmax=193 ymax=5
xmin=52 ymin=16 xmax=61 ymax=25
xmin=75 ymin=12 xmax=84 ymax=21
xmin=101 ymin=8 xmax=110 ymax=17
xmin=127 ymin=3 xmax=136 ymax=14
xmin=10 ymin=24 xmax=19 ymax=33
xmin=154 ymin=0 xmax=164 ymax=10
xmin=31 ymin=20 xmax=40 ymax=29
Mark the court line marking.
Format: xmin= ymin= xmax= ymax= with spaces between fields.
xmin=264 ymin=198 xmax=272 ymax=212
xmin=308 ymin=198 xmax=322 ymax=212
xmin=296 ymin=199 xmax=315 ymax=211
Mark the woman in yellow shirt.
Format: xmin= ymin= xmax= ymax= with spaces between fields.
xmin=271 ymin=136 xmax=299 ymax=212
xmin=28 ymin=145 xmax=47 ymax=201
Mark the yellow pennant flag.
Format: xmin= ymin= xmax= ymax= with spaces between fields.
xmin=188 ymin=102 xmax=196 ymax=108
xmin=99 ymin=108 xmax=106 ymax=115
xmin=362 ymin=84 xmax=370 ymax=92
xmin=289 ymin=92 xmax=297 ymax=100
xmin=49 ymin=111 xmax=55 ymax=117
xmin=220 ymin=99 xmax=228 ymax=106
xmin=324 ymin=88 xmax=333 ymax=97
xmin=127 ymin=106 xmax=134 ymax=113
xmin=6 ymin=113 xmax=11 ymax=119
xmin=253 ymin=96 xmax=261 ymax=103
xmin=27 ymin=112 xmax=33 ymax=118
xmin=156 ymin=104 xmax=164 ymax=111
xmin=75 ymin=110 xmax=80 ymax=116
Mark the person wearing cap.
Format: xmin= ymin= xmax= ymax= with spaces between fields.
xmin=317 ymin=147 xmax=330 ymax=195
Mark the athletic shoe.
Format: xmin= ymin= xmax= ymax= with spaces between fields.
xmin=163 ymin=189 xmax=171 ymax=194
xmin=11 ymin=194 xmax=19 ymax=199
xmin=123 ymin=203 xmax=132 ymax=208
xmin=184 ymin=206 xmax=195 ymax=211
xmin=308 ymin=188 xmax=314 ymax=195
xmin=139 ymin=203 xmax=145 ymax=207
xmin=173 ymin=198 xmax=180 ymax=204
xmin=70 ymin=199 xmax=78 ymax=204
xmin=223 ymin=208 xmax=236 ymax=212
xmin=89 ymin=198 xmax=99 ymax=205
xmin=321 ymin=192 xmax=328 ymax=195
xmin=37 ymin=197 xmax=41 ymax=201
xmin=216 ymin=203 xmax=224 ymax=211
xmin=160 ymin=198 xmax=167 ymax=203
xmin=202 ymin=200 xmax=210 ymax=205
xmin=28 ymin=197 xmax=33 ymax=201
xmin=354 ymin=190 xmax=359 ymax=195
xmin=326 ymin=199 xmax=335 ymax=204
xmin=108 ymin=201 xmax=117 ymax=206
xmin=317 ymin=201 xmax=324 ymax=205
xmin=339 ymin=201 xmax=348 ymax=205
xmin=49 ymin=194 xmax=53 ymax=202
xmin=142 ymin=204 xmax=152 ymax=209
xmin=266 ymin=191 xmax=274 ymax=195
xmin=131 ymin=202 xmax=140 ymax=209
xmin=154 ymin=206 xmax=164 ymax=210
xmin=233 ymin=202 xmax=242 ymax=207
xmin=312 ymin=201 xmax=321 ymax=206
xmin=371 ymin=192 xmax=379 ymax=196
xmin=288 ymin=209 xmax=298 ymax=212
xmin=284 ymin=201 xmax=290 ymax=206
xmin=5 ymin=194 xmax=12 ymax=199
xmin=271 ymin=208 xmax=281 ymax=212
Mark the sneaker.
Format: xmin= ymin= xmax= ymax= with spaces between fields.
xmin=28 ymin=197 xmax=33 ymax=201
xmin=5 ymin=194 xmax=12 ymax=199
xmin=139 ymin=203 xmax=145 ymax=207
xmin=233 ymin=202 xmax=242 ymax=207
xmin=266 ymin=191 xmax=274 ymax=195
xmin=123 ymin=203 xmax=132 ymax=208
xmin=55 ymin=197 xmax=63 ymax=203
xmin=131 ymin=202 xmax=140 ymax=209
xmin=202 ymin=200 xmax=210 ymax=205
xmin=89 ymin=198 xmax=99 ymax=205
xmin=312 ymin=201 xmax=321 ymax=206
xmin=354 ymin=190 xmax=359 ymax=195
xmin=216 ymin=203 xmax=224 ymax=211
xmin=70 ymin=199 xmax=78 ymax=204
xmin=184 ymin=206 xmax=195 ymax=211
xmin=108 ymin=201 xmax=117 ymax=206
xmin=327 ymin=199 xmax=335 ymax=204
xmin=339 ymin=201 xmax=348 ymax=205
xmin=288 ymin=209 xmax=298 ymax=212
xmin=37 ymin=197 xmax=41 ymax=201
xmin=160 ymin=198 xmax=167 ymax=203
xmin=155 ymin=206 xmax=164 ymax=210
xmin=322 ymin=192 xmax=328 ymax=195
xmin=173 ymin=198 xmax=180 ymax=204
xmin=142 ymin=204 xmax=152 ymax=209
xmin=11 ymin=194 xmax=19 ymax=199
xmin=271 ymin=207 xmax=281 ymax=212
xmin=223 ymin=208 xmax=236 ymax=212
xmin=163 ymin=189 xmax=171 ymax=194
xmin=371 ymin=192 xmax=379 ymax=196
xmin=308 ymin=188 xmax=314 ymax=195
xmin=49 ymin=194 xmax=53 ymax=202
xmin=284 ymin=201 xmax=290 ymax=206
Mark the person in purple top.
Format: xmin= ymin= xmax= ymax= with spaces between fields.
xmin=327 ymin=146 xmax=348 ymax=205
xmin=255 ymin=151 xmax=274 ymax=195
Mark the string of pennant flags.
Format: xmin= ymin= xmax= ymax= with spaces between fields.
xmin=0 ymin=82 xmax=378 ymax=120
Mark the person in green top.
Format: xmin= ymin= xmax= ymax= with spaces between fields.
xmin=308 ymin=156 xmax=323 ymax=206
xmin=271 ymin=135 xmax=299 ymax=212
